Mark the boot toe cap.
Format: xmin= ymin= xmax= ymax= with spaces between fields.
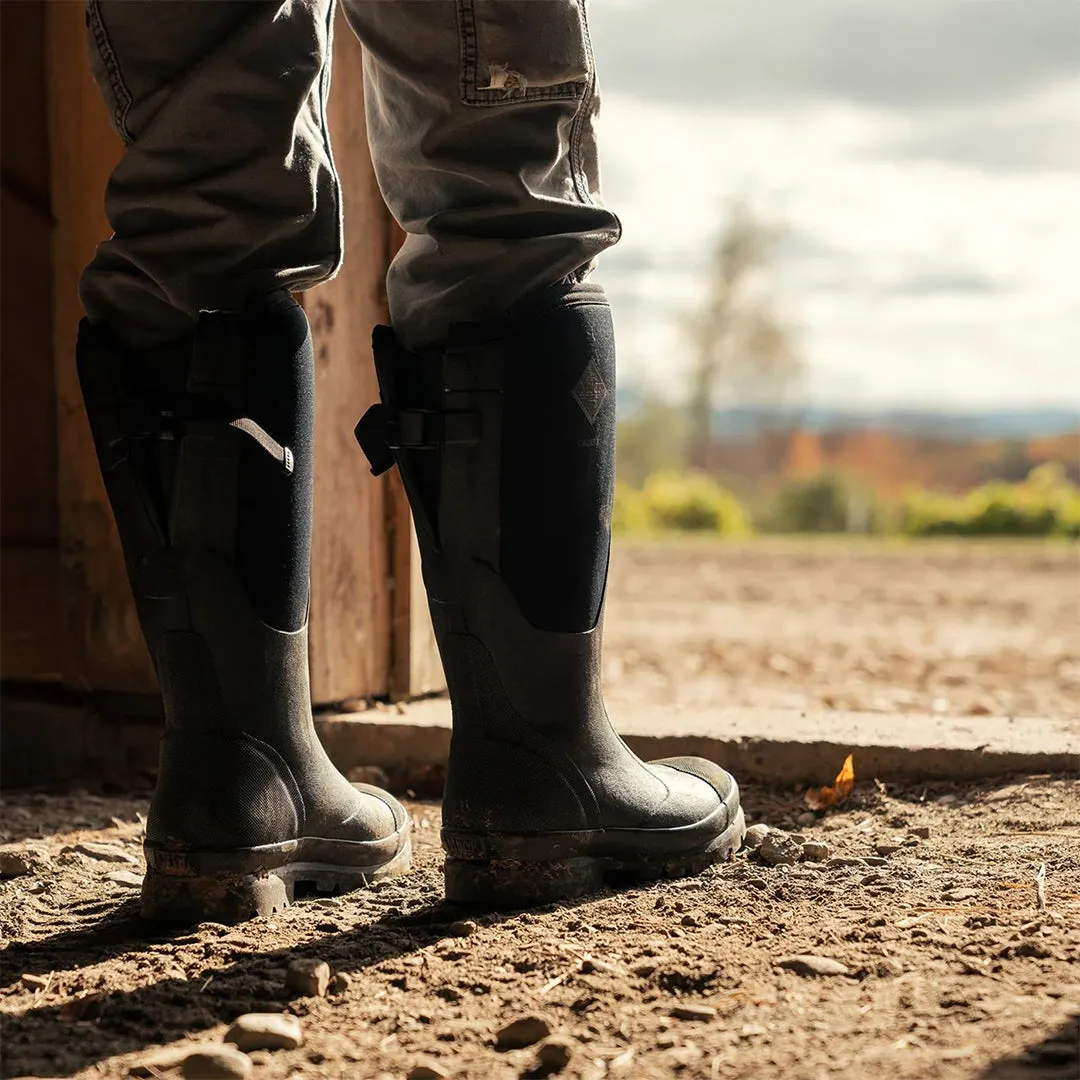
xmin=648 ymin=757 xmax=740 ymax=828
xmin=349 ymin=781 xmax=409 ymax=835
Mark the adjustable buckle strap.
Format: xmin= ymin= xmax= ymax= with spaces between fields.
xmin=114 ymin=398 xmax=293 ymax=475
xmin=354 ymin=403 xmax=481 ymax=476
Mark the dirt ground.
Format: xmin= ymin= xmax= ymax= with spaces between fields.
xmin=1 ymin=779 xmax=1077 ymax=1080
xmin=604 ymin=540 xmax=1079 ymax=721
xmin=2 ymin=540 xmax=1078 ymax=1079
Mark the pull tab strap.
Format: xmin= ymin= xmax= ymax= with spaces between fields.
xmin=228 ymin=417 xmax=294 ymax=474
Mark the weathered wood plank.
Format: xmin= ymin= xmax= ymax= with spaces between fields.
xmin=306 ymin=12 xmax=397 ymax=704
xmin=46 ymin=0 xmax=154 ymax=693
xmin=0 ymin=546 xmax=60 ymax=682
xmin=1 ymin=0 xmax=61 ymax=682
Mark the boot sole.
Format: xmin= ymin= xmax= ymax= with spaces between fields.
xmin=141 ymin=834 xmax=412 ymax=924
xmin=444 ymin=805 xmax=745 ymax=908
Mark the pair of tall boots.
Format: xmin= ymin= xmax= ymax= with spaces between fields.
xmin=77 ymin=284 xmax=744 ymax=923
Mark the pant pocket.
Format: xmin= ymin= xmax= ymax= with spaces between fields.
xmin=85 ymin=0 xmax=134 ymax=144
xmin=457 ymin=0 xmax=592 ymax=106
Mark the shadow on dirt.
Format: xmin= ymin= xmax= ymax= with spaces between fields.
xmin=980 ymin=1013 xmax=1078 ymax=1079
xmin=1 ymin=879 xmax=606 ymax=1077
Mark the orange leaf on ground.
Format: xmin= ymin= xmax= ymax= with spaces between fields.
xmin=805 ymin=753 xmax=855 ymax=810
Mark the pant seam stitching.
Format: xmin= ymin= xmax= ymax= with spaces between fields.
xmin=86 ymin=0 xmax=134 ymax=144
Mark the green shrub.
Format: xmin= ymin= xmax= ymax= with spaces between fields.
xmin=767 ymin=473 xmax=878 ymax=533
xmin=612 ymin=471 xmax=751 ymax=536
xmin=611 ymin=482 xmax=653 ymax=535
xmin=900 ymin=464 xmax=1079 ymax=538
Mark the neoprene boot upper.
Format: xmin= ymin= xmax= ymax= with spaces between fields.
xmin=77 ymin=293 xmax=405 ymax=859
xmin=357 ymin=284 xmax=742 ymax=860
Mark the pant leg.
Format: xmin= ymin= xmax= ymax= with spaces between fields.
xmin=81 ymin=0 xmax=340 ymax=347
xmin=341 ymin=0 xmax=621 ymax=349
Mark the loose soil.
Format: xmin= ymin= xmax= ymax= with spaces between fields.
xmin=2 ymin=541 xmax=1077 ymax=1079
xmin=2 ymin=780 xmax=1077 ymax=1080
xmin=604 ymin=540 xmax=1079 ymax=721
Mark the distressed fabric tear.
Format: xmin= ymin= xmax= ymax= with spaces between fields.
xmin=482 ymin=62 xmax=527 ymax=95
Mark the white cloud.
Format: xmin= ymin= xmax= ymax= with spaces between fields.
xmin=595 ymin=85 xmax=1080 ymax=409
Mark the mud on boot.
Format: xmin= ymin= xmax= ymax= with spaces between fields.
xmin=356 ymin=282 xmax=744 ymax=908
xmin=77 ymin=293 xmax=411 ymax=923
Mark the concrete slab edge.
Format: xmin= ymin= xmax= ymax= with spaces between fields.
xmin=313 ymin=701 xmax=1079 ymax=787
xmin=2 ymin=690 xmax=1075 ymax=790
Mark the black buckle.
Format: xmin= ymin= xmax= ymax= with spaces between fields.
xmin=354 ymin=403 xmax=397 ymax=476
xmin=354 ymin=403 xmax=481 ymax=476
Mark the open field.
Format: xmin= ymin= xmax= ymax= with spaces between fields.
xmin=604 ymin=539 xmax=1079 ymax=721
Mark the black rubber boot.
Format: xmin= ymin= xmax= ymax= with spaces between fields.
xmin=356 ymin=282 xmax=744 ymax=907
xmin=77 ymin=292 xmax=411 ymax=923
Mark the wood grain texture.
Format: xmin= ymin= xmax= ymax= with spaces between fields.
xmin=306 ymin=13 xmax=396 ymax=704
xmin=46 ymin=1 xmax=154 ymax=693
xmin=0 ymin=546 xmax=60 ymax=682
xmin=1 ymin=0 xmax=57 ymax=570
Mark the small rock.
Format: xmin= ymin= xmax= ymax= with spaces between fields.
xmin=943 ymin=889 xmax=977 ymax=902
xmin=59 ymin=993 xmax=107 ymax=1021
xmin=875 ymin=844 xmax=902 ymax=856
xmin=496 ymin=1014 xmax=552 ymax=1049
xmin=743 ymin=824 xmax=770 ymax=850
xmin=778 ymin=955 xmax=849 ymax=977
xmin=826 ymin=857 xmax=867 ymax=869
xmin=105 ymin=870 xmax=145 ymax=888
xmin=680 ymin=913 xmax=699 ymax=927
xmin=129 ymin=1044 xmax=222 ymax=1076
xmin=407 ymin=1059 xmax=450 ymax=1080
xmin=796 ymin=811 xmax=818 ymax=827
xmin=746 ymin=877 xmax=768 ymax=890
xmin=801 ymin=841 xmax=830 ymax=862
xmin=671 ymin=1004 xmax=717 ymax=1021
xmin=1030 ymin=1041 xmax=1077 ymax=1065
xmin=63 ymin=841 xmax=137 ymax=864
xmin=862 ymin=856 xmax=889 ymax=867
xmin=285 ymin=958 xmax=330 ymax=998
xmin=759 ymin=830 xmax=802 ymax=867
xmin=0 ymin=847 xmax=48 ymax=877
xmin=328 ymin=972 xmax=352 ymax=995
xmin=448 ymin=919 xmax=477 ymax=937
xmin=580 ymin=958 xmax=617 ymax=975
xmin=181 ymin=1046 xmax=252 ymax=1079
xmin=21 ymin=973 xmax=50 ymax=991
xmin=248 ymin=1051 xmax=273 ymax=1066
xmin=655 ymin=1034 xmax=678 ymax=1049
xmin=912 ymin=826 xmax=931 ymax=839
xmin=534 ymin=1036 xmax=575 ymax=1074
xmin=225 ymin=1012 xmax=304 ymax=1051
xmin=347 ymin=764 xmax=391 ymax=788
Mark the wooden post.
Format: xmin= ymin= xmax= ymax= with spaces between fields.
xmin=307 ymin=17 xmax=444 ymax=704
xmin=0 ymin=0 xmax=59 ymax=680
xmin=46 ymin=0 xmax=153 ymax=694
xmin=38 ymin=1 xmax=442 ymax=703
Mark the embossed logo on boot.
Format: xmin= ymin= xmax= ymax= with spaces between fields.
xmin=571 ymin=358 xmax=610 ymax=424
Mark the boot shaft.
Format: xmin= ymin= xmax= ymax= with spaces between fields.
xmin=76 ymin=292 xmax=314 ymax=642
xmin=358 ymin=282 xmax=617 ymax=634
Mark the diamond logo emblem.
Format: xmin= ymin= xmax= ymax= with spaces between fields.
xmin=571 ymin=359 xmax=610 ymax=424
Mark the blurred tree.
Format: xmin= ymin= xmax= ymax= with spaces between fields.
xmin=685 ymin=202 xmax=803 ymax=470
xmin=616 ymin=395 xmax=686 ymax=487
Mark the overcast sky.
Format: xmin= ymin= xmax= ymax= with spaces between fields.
xmin=587 ymin=0 xmax=1080 ymax=410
